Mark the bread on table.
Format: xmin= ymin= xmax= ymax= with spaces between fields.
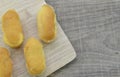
xmin=0 ymin=47 xmax=13 ymax=77
xmin=2 ymin=10 xmax=24 ymax=48
xmin=37 ymin=4 xmax=57 ymax=43
xmin=24 ymin=38 xmax=46 ymax=75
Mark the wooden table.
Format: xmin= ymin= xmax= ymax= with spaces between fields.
xmin=47 ymin=0 xmax=120 ymax=77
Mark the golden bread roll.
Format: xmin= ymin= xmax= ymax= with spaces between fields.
xmin=0 ymin=47 xmax=13 ymax=77
xmin=37 ymin=4 xmax=56 ymax=43
xmin=24 ymin=38 xmax=46 ymax=75
xmin=2 ymin=9 xmax=24 ymax=48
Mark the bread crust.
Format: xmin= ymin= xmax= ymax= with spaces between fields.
xmin=0 ymin=47 xmax=13 ymax=77
xmin=2 ymin=10 xmax=24 ymax=48
xmin=24 ymin=38 xmax=46 ymax=75
xmin=37 ymin=4 xmax=57 ymax=43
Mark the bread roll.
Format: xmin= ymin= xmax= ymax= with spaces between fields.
xmin=2 ymin=10 xmax=24 ymax=48
xmin=37 ymin=4 xmax=56 ymax=43
xmin=24 ymin=38 xmax=46 ymax=75
xmin=0 ymin=47 xmax=13 ymax=77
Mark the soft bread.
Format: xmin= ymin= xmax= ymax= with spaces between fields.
xmin=37 ymin=4 xmax=56 ymax=43
xmin=0 ymin=47 xmax=13 ymax=77
xmin=2 ymin=10 xmax=24 ymax=48
xmin=24 ymin=38 xmax=46 ymax=75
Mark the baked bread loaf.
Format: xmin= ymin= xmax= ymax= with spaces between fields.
xmin=2 ymin=10 xmax=24 ymax=48
xmin=24 ymin=38 xmax=46 ymax=75
xmin=37 ymin=4 xmax=57 ymax=43
xmin=0 ymin=47 xmax=13 ymax=77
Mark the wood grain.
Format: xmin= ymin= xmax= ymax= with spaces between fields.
xmin=46 ymin=0 xmax=120 ymax=77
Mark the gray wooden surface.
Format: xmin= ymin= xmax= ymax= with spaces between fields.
xmin=46 ymin=0 xmax=120 ymax=77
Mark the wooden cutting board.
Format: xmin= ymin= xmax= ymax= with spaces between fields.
xmin=0 ymin=0 xmax=76 ymax=77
